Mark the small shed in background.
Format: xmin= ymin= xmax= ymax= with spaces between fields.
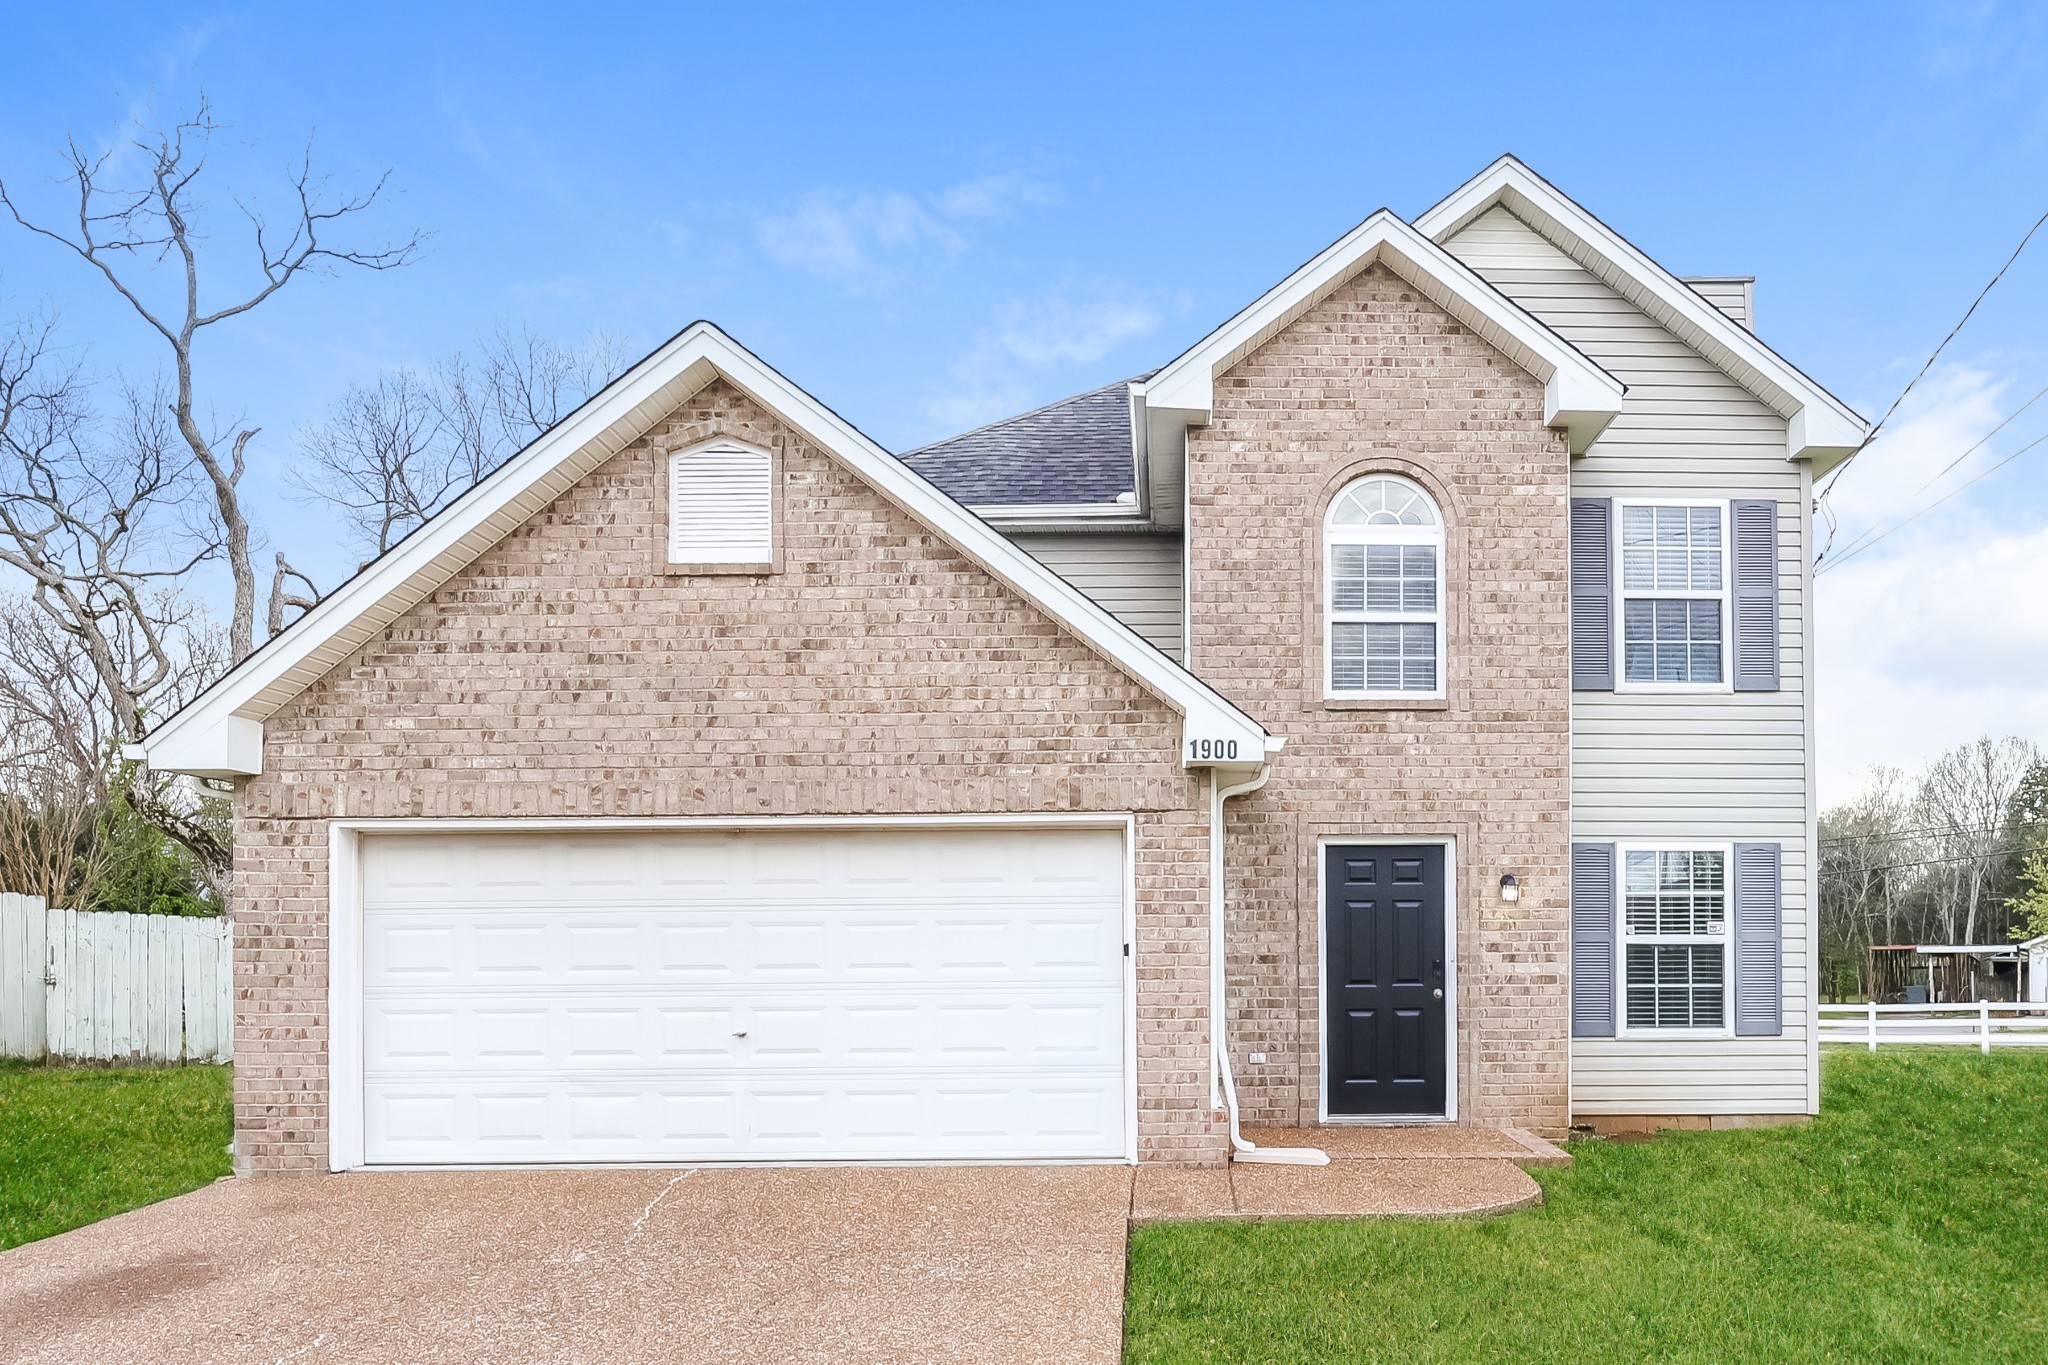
xmin=1867 ymin=944 xmax=2032 ymax=1004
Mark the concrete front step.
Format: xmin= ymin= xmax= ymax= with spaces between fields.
xmin=1130 ymin=1158 xmax=1542 ymax=1224
xmin=1238 ymin=1124 xmax=1572 ymax=1168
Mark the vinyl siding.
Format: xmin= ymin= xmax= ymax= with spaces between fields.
xmin=1682 ymin=276 xmax=1755 ymax=331
xmin=1447 ymin=206 xmax=1814 ymax=1116
xmin=1008 ymin=531 xmax=1185 ymax=662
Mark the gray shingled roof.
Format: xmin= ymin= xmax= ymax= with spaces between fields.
xmin=901 ymin=377 xmax=1143 ymax=506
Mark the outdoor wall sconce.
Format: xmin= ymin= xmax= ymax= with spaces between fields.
xmin=1499 ymin=874 xmax=1521 ymax=903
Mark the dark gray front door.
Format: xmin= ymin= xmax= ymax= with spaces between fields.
xmin=1324 ymin=844 xmax=1448 ymax=1116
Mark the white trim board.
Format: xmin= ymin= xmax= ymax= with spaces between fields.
xmin=140 ymin=323 xmax=1274 ymax=778
xmin=1415 ymin=156 xmax=1870 ymax=470
xmin=325 ymin=812 xmax=1141 ymax=1172
xmin=1142 ymin=210 xmax=1623 ymax=454
xmin=1314 ymin=835 xmax=1459 ymax=1125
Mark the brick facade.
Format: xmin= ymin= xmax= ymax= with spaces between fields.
xmin=233 ymin=379 xmax=1228 ymax=1172
xmin=1187 ymin=264 xmax=1575 ymax=1135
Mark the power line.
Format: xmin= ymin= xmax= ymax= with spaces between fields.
xmin=1824 ymin=844 xmax=2037 ymax=876
xmin=1824 ymin=202 xmax=2048 ymax=490
xmin=1821 ymin=818 xmax=2046 ymax=847
xmin=1815 ymin=427 xmax=2048 ymax=575
xmin=1815 ymin=378 xmax=2048 ymax=570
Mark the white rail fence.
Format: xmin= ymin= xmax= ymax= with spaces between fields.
xmin=0 ymin=893 xmax=231 ymax=1063
xmin=1818 ymin=1001 xmax=2048 ymax=1053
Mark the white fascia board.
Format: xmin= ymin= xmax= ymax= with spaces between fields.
xmin=1144 ymin=210 xmax=1621 ymax=454
xmin=1415 ymin=156 xmax=1870 ymax=468
xmin=142 ymin=323 xmax=1273 ymax=776
xmin=970 ymin=501 xmax=1143 ymax=521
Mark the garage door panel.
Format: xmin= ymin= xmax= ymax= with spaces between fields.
xmin=365 ymin=991 xmax=1122 ymax=1073
xmin=366 ymin=909 xmax=1121 ymax=987
xmin=359 ymin=826 xmax=1128 ymax=1164
xmin=364 ymin=1071 xmax=1125 ymax=1164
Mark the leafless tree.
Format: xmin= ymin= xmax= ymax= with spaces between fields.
xmin=1917 ymin=735 xmax=2037 ymax=945
xmin=0 ymin=96 xmax=422 ymax=658
xmin=0 ymin=100 xmax=420 ymax=903
xmin=295 ymin=325 xmax=624 ymax=557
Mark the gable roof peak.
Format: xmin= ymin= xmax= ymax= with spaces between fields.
xmin=1415 ymin=155 xmax=1869 ymax=470
xmin=1143 ymin=206 xmax=1623 ymax=453
xmin=138 ymin=322 xmax=1272 ymax=777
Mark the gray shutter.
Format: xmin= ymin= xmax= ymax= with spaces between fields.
xmin=1733 ymin=842 xmax=1783 ymax=1037
xmin=1570 ymin=498 xmax=1614 ymax=691
xmin=1731 ymin=499 xmax=1779 ymax=691
xmin=1571 ymin=842 xmax=1617 ymax=1038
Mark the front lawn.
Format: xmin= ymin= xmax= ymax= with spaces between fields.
xmin=1127 ymin=1051 xmax=2048 ymax=1363
xmin=0 ymin=1059 xmax=233 ymax=1250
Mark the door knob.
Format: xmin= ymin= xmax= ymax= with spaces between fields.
xmin=1432 ymin=988 xmax=1444 ymax=999
xmin=732 ymin=1030 xmax=749 ymax=1038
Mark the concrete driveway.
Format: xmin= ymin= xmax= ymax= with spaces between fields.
xmin=0 ymin=1166 xmax=1135 ymax=1364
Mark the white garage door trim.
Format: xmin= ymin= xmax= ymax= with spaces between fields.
xmin=327 ymin=814 xmax=1138 ymax=1171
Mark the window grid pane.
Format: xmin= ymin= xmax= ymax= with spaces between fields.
xmin=1625 ymin=944 xmax=1725 ymax=1030
xmin=1359 ymin=622 xmax=1437 ymax=692
xmin=1330 ymin=622 xmax=1365 ymax=692
xmin=1623 ymin=598 xmax=1722 ymax=684
xmin=1359 ymin=544 xmax=1437 ymax=613
xmin=1623 ymin=850 xmax=1726 ymax=935
xmin=1331 ymin=545 xmax=1365 ymax=611
xmin=1622 ymin=504 xmax=1722 ymax=591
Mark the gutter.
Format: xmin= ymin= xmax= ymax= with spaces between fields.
xmin=1210 ymin=766 xmax=1329 ymax=1166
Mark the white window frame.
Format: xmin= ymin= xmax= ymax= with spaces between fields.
xmin=1612 ymin=497 xmax=1731 ymax=694
xmin=1323 ymin=474 xmax=1446 ymax=701
xmin=1615 ymin=840 xmax=1735 ymax=1039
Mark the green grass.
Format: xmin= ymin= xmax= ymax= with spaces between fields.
xmin=1126 ymin=1051 xmax=2048 ymax=1363
xmin=0 ymin=1058 xmax=232 ymax=1251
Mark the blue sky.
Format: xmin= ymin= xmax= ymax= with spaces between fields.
xmin=4 ymin=2 xmax=2048 ymax=802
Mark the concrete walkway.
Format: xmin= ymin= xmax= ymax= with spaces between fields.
xmin=0 ymin=1139 xmax=1561 ymax=1363
xmin=0 ymin=1167 xmax=1134 ymax=1365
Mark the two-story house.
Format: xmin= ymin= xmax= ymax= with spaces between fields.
xmin=142 ymin=156 xmax=1863 ymax=1172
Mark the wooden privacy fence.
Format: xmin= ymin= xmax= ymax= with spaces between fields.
xmin=1817 ymin=1001 xmax=2048 ymax=1053
xmin=0 ymin=893 xmax=231 ymax=1063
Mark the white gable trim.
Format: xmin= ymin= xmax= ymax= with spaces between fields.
xmin=1415 ymin=156 xmax=1870 ymax=471
xmin=1143 ymin=210 xmax=1624 ymax=454
xmin=142 ymin=322 xmax=1273 ymax=777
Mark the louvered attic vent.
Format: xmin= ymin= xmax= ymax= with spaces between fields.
xmin=668 ymin=441 xmax=772 ymax=566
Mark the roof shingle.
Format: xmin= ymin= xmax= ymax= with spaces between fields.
xmin=902 ymin=378 xmax=1142 ymax=506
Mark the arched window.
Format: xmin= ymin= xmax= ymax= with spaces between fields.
xmin=1324 ymin=475 xmax=1444 ymax=697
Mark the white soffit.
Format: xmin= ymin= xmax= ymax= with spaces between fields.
xmin=1142 ymin=209 xmax=1624 ymax=454
xmin=143 ymin=322 xmax=1273 ymax=777
xmin=1414 ymin=156 xmax=1870 ymax=470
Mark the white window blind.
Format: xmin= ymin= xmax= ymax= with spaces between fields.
xmin=669 ymin=445 xmax=771 ymax=564
xmin=1618 ymin=503 xmax=1726 ymax=687
xmin=1620 ymin=846 xmax=1730 ymax=1032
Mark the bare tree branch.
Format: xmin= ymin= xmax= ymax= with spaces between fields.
xmin=0 ymin=94 xmax=424 ymax=659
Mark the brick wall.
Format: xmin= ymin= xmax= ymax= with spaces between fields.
xmin=234 ymin=378 xmax=1227 ymax=1171
xmin=1188 ymin=263 xmax=1574 ymax=1135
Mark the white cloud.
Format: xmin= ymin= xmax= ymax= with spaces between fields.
xmin=755 ymin=172 xmax=1057 ymax=294
xmin=1815 ymin=363 xmax=2048 ymax=804
xmin=933 ymin=171 xmax=1058 ymax=220
xmin=919 ymin=285 xmax=1165 ymax=432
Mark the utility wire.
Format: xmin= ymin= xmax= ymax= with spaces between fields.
xmin=1824 ymin=203 xmax=2048 ymax=491
xmin=1816 ymin=428 xmax=2048 ymax=575
xmin=1817 ymin=378 xmax=2048 ymax=569
xmin=1824 ymin=844 xmax=2037 ymax=876
xmin=1822 ymin=817 xmax=2048 ymax=846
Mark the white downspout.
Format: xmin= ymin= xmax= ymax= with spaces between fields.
xmin=1211 ymin=765 xmax=1328 ymax=1166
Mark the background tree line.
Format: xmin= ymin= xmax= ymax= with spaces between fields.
xmin=0 ymin=99 xmax=616 ymax=915
xmin=1818 ymin=734 xmax=2048 ymax=999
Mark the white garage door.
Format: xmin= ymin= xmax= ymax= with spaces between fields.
xmin=357 ymin=825 xmax=1128 ymax=1165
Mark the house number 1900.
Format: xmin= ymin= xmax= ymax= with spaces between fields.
xmin=1187 ymin=739 xmax=1239 ymax=761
